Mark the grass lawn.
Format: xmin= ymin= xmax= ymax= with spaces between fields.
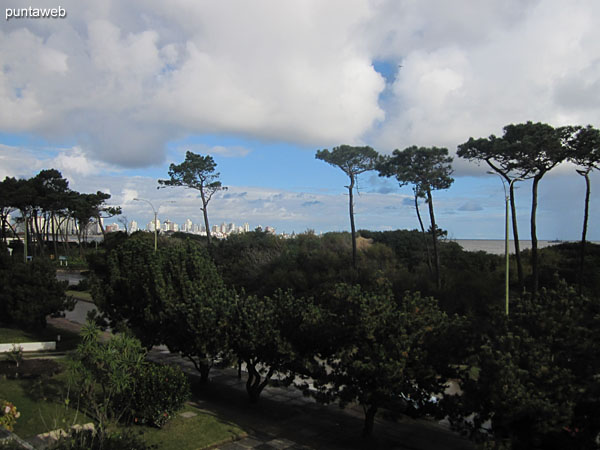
xmin=0 ymin=362 xmax=90 ymax=439
xmin=0 ymin=324 xmax=81 ymax=351
xmin=65 ymin=290 xmax=93 ymax=302
xmin=1 ymin=360 xmax=247 ymax=449
xmin=136 ymin=404 xmax=246 ymax=450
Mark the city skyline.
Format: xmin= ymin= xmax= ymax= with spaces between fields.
xmin=1 ymin=1 xmax=600 ymax=240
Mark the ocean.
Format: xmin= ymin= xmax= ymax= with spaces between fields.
xmin=451 ymin=239 xmax=571 ymax=255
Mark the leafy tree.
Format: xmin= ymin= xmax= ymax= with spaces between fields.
xmin=502 ymin=122 xmax=573 ymax=297
xmin=0 ymin=251 xmax=73 ymax=328
xmin=69 ymin=321 xmax=148 ymax=430
xmin=447 ymin=282 xmax=600 ymax=449
xmin=0 ymin=177 xmax=20 ymax=245
xmin=457 ymin=134 xmax=527 ymax=287
xmin=228 ymin=290 xmax=317 ymax=403
xmin=459 ymin=122 xmax=575 ymax=297
xmin=378 ymin=146 xmax=453 ymax=289
xmin=305 ymin=284 xmax=448 ymax=437
xmin=90 ymin=233 xmax=230 ymax=383
xmin=566 ymin=125 xmax=600 ymax=295
xmin=315 ymin=145 xmax=378 ymax=267
xmin=30 ymin=169 xmax=71 ymax=256
xmin=158 ymin=152 xmax=226 ymax=245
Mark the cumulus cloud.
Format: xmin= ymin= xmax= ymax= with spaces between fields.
xmin=2 ymin=0 xmax=600 ymax=173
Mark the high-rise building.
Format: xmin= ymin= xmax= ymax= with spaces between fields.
xmin=147 ymin=218 xmax=160 ymax=232
xmin=129 ymin=220 xmax=138 ymax=233
xmin=243 ymin=222 xmax=250 ymax=232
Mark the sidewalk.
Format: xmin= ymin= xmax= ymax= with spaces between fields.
xmin=147 ymin=349 xmax=475 ymax=450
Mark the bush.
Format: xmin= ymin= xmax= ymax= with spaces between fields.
xmin=46 ymin=429 xmax=155 ymax=450
xmin=125 ymin=363 xmax=190 ymax=428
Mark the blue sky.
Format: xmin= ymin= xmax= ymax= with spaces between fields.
xmin=1 ymin=0 xmax=599 ymax=239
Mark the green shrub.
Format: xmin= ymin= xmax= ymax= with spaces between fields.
xmin=125 ymin=363 xmax=190 ymax=428
xmin=46 ymin=429 xmax=155 ymax=450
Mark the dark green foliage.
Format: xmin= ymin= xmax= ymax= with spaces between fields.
xmin=0 ymin=253 xmax=73 ymax=329
xmin=70 ymin=323 xmax=189 ymax=430
xmin=229 ymin=290 xmax=319 ymax=403
xmin=124 ymin=363 xmax=190 ymax=428
xmin=46 ymin=429 xmax=155 ymax=450
xmin=90 ymin=233 xmax=230 ymax=381
xmin=447 ymin=282 xmax=600 ymax=449
xmin=70 ymin=322 xmax=148 ymax=428
xmin=306 ymin=284 xmax=448 ymax=437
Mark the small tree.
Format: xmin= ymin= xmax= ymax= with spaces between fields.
xmin=566 ymin=125 xmax=600 ymax=295
xmin=315 ymin=145 xmax=378 ymax=268
xmin=158 ymin=152 xmax=226 ymax=245
xmin=306 ymin=284 xmax=448 ymax=437
xmin=70 ymin=321 xmax=147 ymax=430
xmin=91 ymin=233 xmax=230 ymax=383
xmin=228 ymin=290 xmax=315 ymax=403
xmin=378 ymin=146 xmax=453 ymax=289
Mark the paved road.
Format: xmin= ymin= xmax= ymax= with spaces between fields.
xmin=63 ymin=299 xmax=97 ymax=324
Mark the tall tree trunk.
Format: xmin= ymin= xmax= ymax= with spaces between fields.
xmin=362 ymin=404 xmax=378 ymax=438
xmin=531 ymin=175 xmax=542 ymax=299
xmin=348 ymin=175 xmax=357 ymax=269
xmin=51 ymin=212 xmax=59 ymax=257
xmin=426 ymin=188 xmax=441 ymax=290
xmin=96 ymin=215 xmax=106 ymax=236
xmin=578 ymin=170 xmax=591 ymax=296
xmin=201 ymin=190 xmax=212 ymax=245
xmin=33 ymin=211 xmax=44 ymax=256
xmin=508 ymin=182 xmax=524 ymax=289
xmin=414 ymin=188 xmax=433 ymax=275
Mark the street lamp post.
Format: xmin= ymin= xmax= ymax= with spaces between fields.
xmin=488 ymin=172 xmax=521 ymax=315
xmin=134 ymin=198 xmax=158 ymax=252
xmin=133 ymin=198 xmax=175 ymax=252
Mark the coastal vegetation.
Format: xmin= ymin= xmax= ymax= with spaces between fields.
xmin=1 ymin=120 xmax=600 ymax=449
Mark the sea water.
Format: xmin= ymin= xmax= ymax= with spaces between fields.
xmin=451 ymin=239 xmax=569 ymax=255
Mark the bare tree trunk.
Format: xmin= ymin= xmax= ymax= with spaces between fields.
xmin=348 ymin=175 xmax=357 ymax=268
xmin=200 ymin=190 xmax=212 ymax=245
xmin=508 ymin=182 xmax=524 ymax=289
xmin=426 ymin=189 xmax=441 ymax=290
xmin=578 ymin=170 xmax=591 ymax=296
xmin=414 ymin=188 xmax=433 ymax=275
xmin=531 ymin=175 xmax=542 ymax=299
xmin=51 ymin=212 xmax=59 ymax=257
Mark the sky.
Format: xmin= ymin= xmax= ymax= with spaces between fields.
xmin=1 ymin=0 xmax=599 ymax=239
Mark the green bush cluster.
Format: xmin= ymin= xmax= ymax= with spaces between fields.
xmin=70 ymin=323 xmax=190 ymax=430
xmin=124 ymin=363 xmax=190 ymax=428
